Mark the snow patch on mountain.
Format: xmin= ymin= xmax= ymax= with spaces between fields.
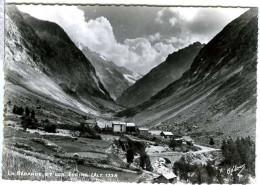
xmin=123 ymin=74 xmax=136 ymax=84
xmin=99 ymin=55 xmax=107 ymax=61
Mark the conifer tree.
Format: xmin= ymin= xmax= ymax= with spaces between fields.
xmin=126 ymin=148 xmax=134 ymax=166
xmin=209 ymin=137 xmax=215 ymax=146
xmin=25 ymin=107 xmax=30 ymax=116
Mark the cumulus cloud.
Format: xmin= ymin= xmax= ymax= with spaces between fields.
xmin=18 ymin=5 xmax=176 ymax=74
xmin=154 ymin=7 xmax=248 ymax=44
xmin=17 ymin=5 xmax=247 ymax=74
xmin=148 ymin=32 xmax=161 ymax=42
xmin=155 ymin=8 xmax=180 ymax=24
xmin=124 ymin=37 xmax=175 ymax=72
xmin=169 ymin=17 xmax=177 ymax=27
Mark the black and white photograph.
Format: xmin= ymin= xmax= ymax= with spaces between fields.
xmin=1 ymin=1 xmax=258 ymax=184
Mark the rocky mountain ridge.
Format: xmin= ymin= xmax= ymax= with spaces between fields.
xmin=116 ymin=42 xmax=204 ymax=107
xmin=82 ymin=46 xmax=139 ymax=100
xmin=5 ymin=5 xmax=120 ymax=116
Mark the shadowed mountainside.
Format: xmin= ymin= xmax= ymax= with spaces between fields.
xmin=5 ymin=5 xmax=121 ymax=116
xmin=116 ymin=42 xmax=204 ymax=107
xmin=117 ymin=8 xmax=258 ymax=142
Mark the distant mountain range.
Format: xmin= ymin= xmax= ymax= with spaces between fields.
xmin=116 ymin=42 xmax=204 ymax=107
xmin=81 ymin=46 xmax=142 ymax=100
xmin=117 ymin=8 xmax=257 ymax=141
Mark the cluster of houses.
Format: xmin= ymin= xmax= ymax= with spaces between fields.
xmin=90 ymin=120 xmax=195 ymax=184
xmin=92 ymin=120 xmax=194 ymax=145
xmin=93 ymin=120 xmax=136 ymax=134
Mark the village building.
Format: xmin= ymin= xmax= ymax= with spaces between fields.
xmin=173 ymin=137 xmax=183 ymax=146
xmin=137 ymin=127 xmax=149 ymax=136
xmin=160 ymin=131 xmax=174 ymax=139
xmin=171 ymin=132 xmax=184 ymax=146
xmin=94 ymin=120 xmax=113 ymax=133
xmin=85 ymin=119 xmax=97 ymax=126
xmin=112 ymin=121 xmax=126 ymax=133
xmin=153 ymin=172 xmax=177 ymax=184
xmin=182 ymin=136 xmax=194 ymax=145
xmin=149 ymin=130 xmax=162 ymax=137
xmin=126 ymin=122 xmax=137 ymax=133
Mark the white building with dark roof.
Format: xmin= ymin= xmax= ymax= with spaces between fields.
xmin=112 ymin=121 xmax=126 ymax=133
xmin=161 ymin=131 xmax=174 ymax=139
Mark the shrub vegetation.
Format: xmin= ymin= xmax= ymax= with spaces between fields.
xmin=42 ymin=119 xmax=57 ymax=133
xmin=173 ymin=136 xmax=255 ymax=184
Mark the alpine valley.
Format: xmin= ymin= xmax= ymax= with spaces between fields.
xmin=3 ymin=5 xmax=257 ymax=184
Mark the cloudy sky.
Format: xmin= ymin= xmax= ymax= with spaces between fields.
xmin=18 ymin=5 xmax=247 ymax=74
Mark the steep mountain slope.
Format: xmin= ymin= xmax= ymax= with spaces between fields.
xmin=119 ymin=8 xmax=257 ymax=141
xmin=81 ymin=47 xmax=130 ymax=100
xmin=79 ymin=45 xmax=142 ymax=87
xmin=116 ymin=42 xmax=204 ymax=107
xmin=5 ymin=5 xmax=119 ymax=116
